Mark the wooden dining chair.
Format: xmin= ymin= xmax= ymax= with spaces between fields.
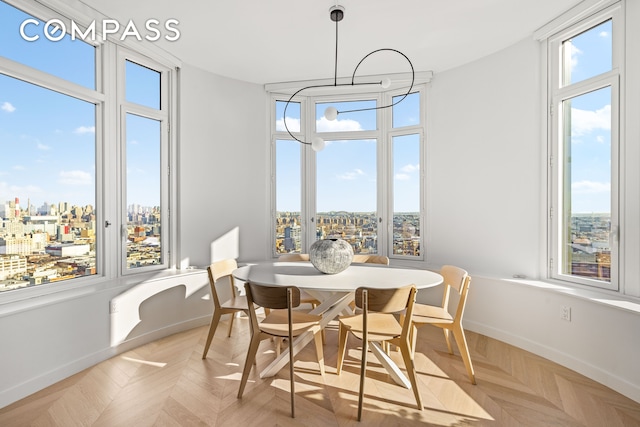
xmin=237 ymin=281 xmax=325 ymax=418
xmin=351 ymin=254 xmax=390 ymax=265
xmin=202 ymin=259 xmax=249 ymax=359
xmin=336 ymin=284 xmax=422 ymax=420
xmin=411 ymin=265 xmax=476 ymax=384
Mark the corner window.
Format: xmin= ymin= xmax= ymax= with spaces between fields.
xmin=0 ymin=0 xmax=175 ymax=293
xmin=271 ymin=85 xmax=425 ymax=261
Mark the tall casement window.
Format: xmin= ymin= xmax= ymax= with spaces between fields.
xmin=271 ymin=82 xmax=426 ymax=261
xmin=548 ymin=4 xmax=621 ymax=290
xmin=122 ymin=58 xmax=169 ymax=272
xmin=0 ymin=0 xmax=175 ymax=294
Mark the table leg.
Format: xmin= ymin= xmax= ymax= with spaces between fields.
xmin=259 ymin=291 xmax=353 ymax=378
xmin=369 ymin=342 xmax=411 ymax=389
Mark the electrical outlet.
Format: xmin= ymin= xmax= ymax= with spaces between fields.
xmin=109 ymin=301 xmax=118 ymax=314
xmin=561 ymin=305 xmax=571 ymax=321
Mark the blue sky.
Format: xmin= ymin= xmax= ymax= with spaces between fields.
xmin=565 ymin=19 xmax=612 ymax=214
xmin=0 ymin=1 xmax=612 ymax=215
xmin=0 ymin=1 xmax=160 ymax=211
xmin=276 ymin=93 xmax=421 ymax=213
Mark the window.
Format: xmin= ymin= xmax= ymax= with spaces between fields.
xmin=122 ymin=58 xmax=169 ymax=272
xmin=0 ymin=0 xmax=175 ymax=293
xmin=271 ymin=84 xmax=425 ymax=261
xmin=548 ymin=5 xmax=620 ymax=290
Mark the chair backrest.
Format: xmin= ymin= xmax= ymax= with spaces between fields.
xmin=351 ymin=254 xmax=390 ymax=265
xmin=356 ymin=285 xmax=417 ymax=340
xmin=355 ymin=285 xmax=414 ymax=313
xmin=245 ymin=282 xmax=301 ymax=310
xmin=244 ymin=281 xmax=302 ymax=344
xmin=440 ymin=265 xmax=472 ymax=322
xmin=278 ymin=253 xmax=310 ymax=262
xmin=207 ymin=258 xmax=238 ymax=308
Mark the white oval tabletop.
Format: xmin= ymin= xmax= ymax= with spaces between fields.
xmin=233 ymin=261 xmax=442 ymax=292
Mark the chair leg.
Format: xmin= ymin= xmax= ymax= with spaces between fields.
xmin=313 ymin=329 xmax=325 ymax=376
xmin=443 ymin=328 xmax=453 ymax=354
xmin=336 ymin=323 xmax=349 ymax=374
xmin=410 ymin=324 xmax=418 ymax=357
xmin=357 ymin=340 xmax=368 ymax=422
xmin=399 ymin=339 xmax=423 ymax=410
xmin=202 ymin=310 xmax=222 ymax=359
xmin=237 ymin=335 xmax=262 ymax=398
xmin=289 ymin=334 xmax=295 ymax=418
xmin=227 ymin=311 xmax=236 ymax=337
xmin=452 ymin=326 xmax=476 ymax=384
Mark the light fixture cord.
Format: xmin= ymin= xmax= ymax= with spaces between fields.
xmin=334 ymin=13 xmax=339 ymax=86
xmin=281 ymin=5 xmax=415 ymax=147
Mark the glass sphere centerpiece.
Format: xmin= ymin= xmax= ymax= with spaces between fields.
xmin=309 ymin=238 xmax=354 ymax=274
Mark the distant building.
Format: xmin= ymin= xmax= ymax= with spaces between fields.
xmin=0 ymin=255 xmax=27 ymax=280
xmin=45 ymin=243 xmax=90 ymax=257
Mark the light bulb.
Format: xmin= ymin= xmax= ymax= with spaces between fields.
xmin=311 ymin=136 xmax=325 ymax=152
xmin=324 ymin=106 xmax=338 ymax=121
xmin=380 ymin=77 xmax=391 ymax=89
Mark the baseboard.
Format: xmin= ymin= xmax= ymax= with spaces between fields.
xmin=465 ymin=320 xmax=640 ymax=404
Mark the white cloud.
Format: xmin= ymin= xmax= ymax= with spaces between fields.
xmin=13 ymin=165 xmax=25 ymax=171
xmin=400 ymin=163 xmax=419 ymax=173
xmin=1 ymin=102 xmax=16 ymax=113
xmin=337 ymin=169 xmax=365 ymax=180
xmin=37 ymin=143 xmax=51 ymax=151
xmin=570 ymin=44 xmax=582 ymax=73
xmin=572 ymin=180 xmax=610 ymax=194
xmin=58 ymin=170 xmax=92 ymax=186
xmin=395 ymin=173 xmax=410 ymax=181
xmin=74 ymin=126 xmax=95 ymax=135
xmin=571 ymin=105 xmax=610 ymax=137
xmin=0 ymin=182 xmax=44 ymax=201
xmin=599 ymin=31 xmax=609 ymax=38
xmin=276 ymin=117 xmax=300 ymax=132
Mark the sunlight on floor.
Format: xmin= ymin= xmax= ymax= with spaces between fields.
xmin=120 ymin=356 xmax=167 ymax=368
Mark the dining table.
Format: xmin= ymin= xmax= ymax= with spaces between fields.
xmin=233 ymin=260 xmax=443 ymax=389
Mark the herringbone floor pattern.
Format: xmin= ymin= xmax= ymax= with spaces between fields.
xmin=2 ymin=315 xmax=639 ymax=426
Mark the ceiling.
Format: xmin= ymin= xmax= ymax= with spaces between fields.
xmin=79 ymin=0 xmax=584 ymax=85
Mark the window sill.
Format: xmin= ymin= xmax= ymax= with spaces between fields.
xmin=499 ymin=276 xmax=640 ymax=315
xmin=0 ymin=268 xmax=206 ymax=319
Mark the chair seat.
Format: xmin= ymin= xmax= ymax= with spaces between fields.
xmin=339 ymin=312 xmax=403 ymax=341
xmin=260 ymin=310 xmax=322 ymax=336
xmin=220 ymin=295 xmax=249 ymax=311
xmin=412 ymin=303 xmax=454 ymax=324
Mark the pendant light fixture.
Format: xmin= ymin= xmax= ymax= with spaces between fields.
xmin=283 ymin=5 xmax=415 ymax=152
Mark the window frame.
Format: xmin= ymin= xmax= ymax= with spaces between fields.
xmin=547 ymin=2 xmax=622 ymax=291
xmin=117 ymin=50 xmax=172 ymax=276
xmin=269 ymin=81 xmax=427 ymax=262
xmin=0 ymin=0 xmax=179 ymax=305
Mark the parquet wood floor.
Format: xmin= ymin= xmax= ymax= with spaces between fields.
xmin=2 ymin=315 xmax=639 ymax=426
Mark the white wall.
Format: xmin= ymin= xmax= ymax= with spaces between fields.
xmin=425 ymin=37 xmax=542 ymax=279
xmin=178 ymin=64 xmax=269 ymax=268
